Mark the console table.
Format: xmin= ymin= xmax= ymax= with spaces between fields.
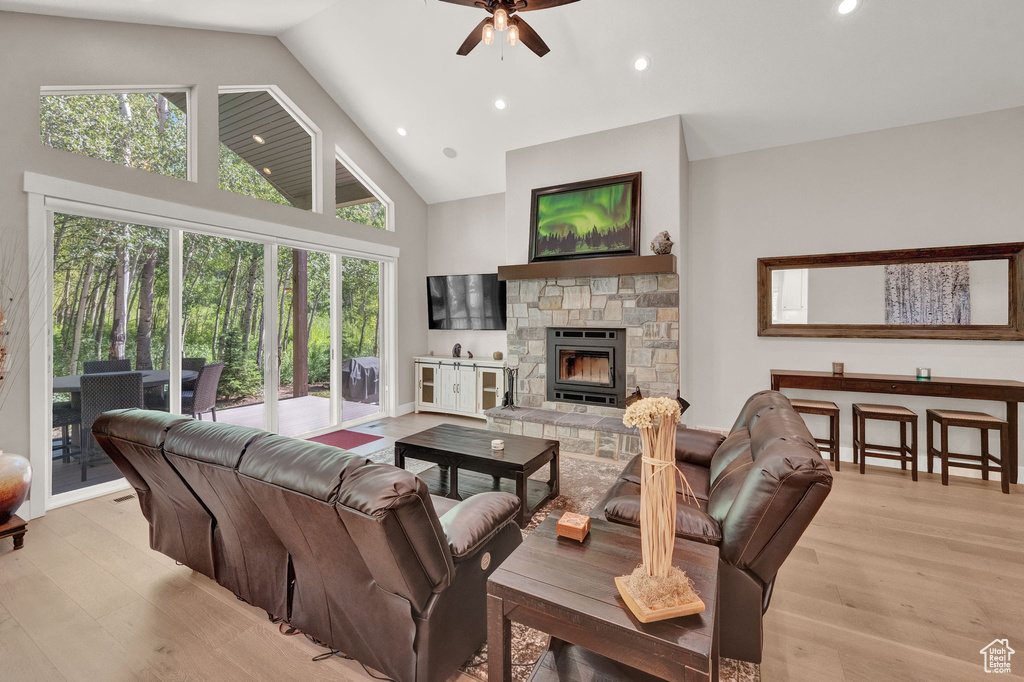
xmin=771 ymin=370 xmax=1024 ymax=484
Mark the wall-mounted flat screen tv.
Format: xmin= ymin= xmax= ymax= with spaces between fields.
xmin=427 ymin=273 xmax=507 ymax=330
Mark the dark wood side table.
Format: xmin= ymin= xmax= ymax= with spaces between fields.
xmin=772 ymin=369 xmax=1024 ymax=484
xmin=488 ymin=512 xmax=719 ymax=682
xmin=0 ymin=514 xmax=28 ymax=550
xmin=395 ymin=423 xmax=559 ymax=528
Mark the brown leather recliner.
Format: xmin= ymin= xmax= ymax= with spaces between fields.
xmin=94 ymin=410 xmax=523 ymax=682
xmin=592 ymin=391 xmax=833 ymax=663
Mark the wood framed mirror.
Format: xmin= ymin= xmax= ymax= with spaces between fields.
xmin=757 ymin=243 xmax=1024 ymax=340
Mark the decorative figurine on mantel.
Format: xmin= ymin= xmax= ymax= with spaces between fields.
xmin=651 ymin=231 xmax=674 ymax=255
xmin=467 ymin=351 xmax=474 ymax=359
xmin=452 ymin=343 xmax=461 ymax=358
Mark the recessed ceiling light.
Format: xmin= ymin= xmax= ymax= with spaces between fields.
xmin=262 ymin=167 xmax=272 ymax=175
xmin=252 ymin=134 xmax=265 ymax=144
xmin=494 ymin=98 xmax=507 ymax=111
xmin=443 ymin=147 xmax=458 ymax=159
xmin=837 ymin=0 xmax=858 ymax=14
xmin=397 ymin=127 xmax=408 ymax=136
xmin=634 ymin=56 xmax=651 ymax=72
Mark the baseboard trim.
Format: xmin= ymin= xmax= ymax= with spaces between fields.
xmin=397 ymin=401 xmax=416 ymax=417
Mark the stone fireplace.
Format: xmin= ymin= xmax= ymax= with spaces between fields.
xmin=487 ymin=262 xmax=680 ymax=460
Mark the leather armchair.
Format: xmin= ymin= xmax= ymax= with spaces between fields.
xmin=593 ymin=391 xmax=833 ymax=663
xmin=94 ymin=410 xmax=523 ymax=682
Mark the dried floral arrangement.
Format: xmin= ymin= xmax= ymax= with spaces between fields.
xmin=616 ymin=396 xmax=703 ymax=622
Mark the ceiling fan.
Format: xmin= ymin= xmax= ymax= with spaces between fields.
xmin=440 ymin=0 xmax=581 ymax=58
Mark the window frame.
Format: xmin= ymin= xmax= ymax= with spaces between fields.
xmin=39 ymin=85 xmax=196 ymax=183
xmin=218 ymin=85 xmax=323 ymax=214
xmin=335 ymin=145 xmax=395 ymax=231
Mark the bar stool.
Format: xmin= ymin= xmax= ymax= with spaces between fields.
xmin=790 ymin=399 xmax=841 ymax=470
xmin=926 ymin=409 xmax=1010 ymax=494
xmin=852 ymin=404 xmax=918 ymax=480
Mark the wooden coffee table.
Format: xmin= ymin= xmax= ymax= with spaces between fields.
xmin=487 ymin=512 xmax=719 ymax=682
xmin=394 ymin=423 xmax=559 ymax=528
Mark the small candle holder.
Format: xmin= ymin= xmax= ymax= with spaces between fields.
xmin=832 ymin=362 xmax=845 ymax=375
xmin=916 ymin=367 xmax=931 ymax=380
xmin=491 ymin=439 xmax=505 ymax=451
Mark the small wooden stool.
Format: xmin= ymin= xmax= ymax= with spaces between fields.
xmin=926 ymin=409 xmax=1010 ymax=494
xmin=0 ymin=515 xmax=28 ymax=550
xmin=852 ymin=404 xmax=918 ymax=480
xmin=790 ymin=399 xmax=841 ymax=470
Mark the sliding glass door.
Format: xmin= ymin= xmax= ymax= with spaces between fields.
xmin=47 ymin=211 xmax=390 ymax=506
xmin=276 ymin=246 xmax=337 ymax=437
xmin=341 ymin=256 xmax=383 ymax=424
xmin=50 ymin=214 xmax=170 ymax=496
xmin=183 ymin=233 xmax=266 ymax=430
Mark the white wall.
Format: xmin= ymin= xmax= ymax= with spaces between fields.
xmin=425 ymin=192 xmax=507 ymax=359
xmin=689 ymin=107 xmax=1024 ymax=463
xmin=0 ymin=13 xmax=428 ymax=469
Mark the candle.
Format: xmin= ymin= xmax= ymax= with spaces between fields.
xmin=917 ymin=367 xmax=931 ymax=380
xmin=491 ymin=439 xmax=504 ymax=450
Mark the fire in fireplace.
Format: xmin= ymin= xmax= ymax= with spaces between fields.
xmin=546 ymin=328 xmax=626 ymax=407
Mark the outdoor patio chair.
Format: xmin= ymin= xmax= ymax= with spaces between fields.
xmin=83 ymin=358 xmax=132 ymax=374
xmin=182 ymin=357 xmax=207 ymax=392
xmin=183 ymin=362 xmax=225 ymax=421
xmin=52 ymin=401 xmax=81 ymax=464
xmin=80 ymin=372 xmax=144 ymax=482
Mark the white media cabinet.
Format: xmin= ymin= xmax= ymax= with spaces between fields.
xmin=414 ymin=356 xmax=506 ymax=419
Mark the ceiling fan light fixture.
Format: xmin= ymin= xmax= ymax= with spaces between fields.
xmin=482 ymin=21 xmax=495 ymax=45
xmin=493 ymin=7 xmax=509 ymax=32
xmin=507 ymin=23 xmax=519 ymax=47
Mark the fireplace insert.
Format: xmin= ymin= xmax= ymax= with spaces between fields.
xmin=546 ymin=327 xmax=626 ymax=407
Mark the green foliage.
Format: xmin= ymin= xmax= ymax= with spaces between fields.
xmin=41 ymin=93 xmax=188 ymax=179
xmin=341 ymin=257 xmax=380 ymax=361
xmin=218 ymin=329 xmax=262 ymax=399
xmin=336 ymin=200 xmax=387 ymax=230
xmin=218 ymin=143 xmax=294 ymax=207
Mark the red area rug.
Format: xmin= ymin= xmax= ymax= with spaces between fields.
xmin=307 ymin=429 xmax=383 ymax=450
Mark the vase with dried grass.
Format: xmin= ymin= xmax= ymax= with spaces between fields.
xmin=614 ymin=396 xmax=704 ymax=623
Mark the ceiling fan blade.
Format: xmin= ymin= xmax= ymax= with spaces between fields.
xmin=437 ymin=0 xmax=488 ymax=7
xmin=513 ymin=16 xmax=550 ymax=57
xmin=517 ymin=0 xmax=580 ymax=11
xmin=457 ymin=17 xmax=491 ymax=56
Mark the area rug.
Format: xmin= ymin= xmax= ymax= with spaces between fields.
xmin=363 ymin=448 xmax=760 ymax=682
xmin=307 ymin=429 xmax=383 ymax=450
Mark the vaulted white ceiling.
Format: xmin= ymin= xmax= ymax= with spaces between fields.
xmin=4 ymin=0 xmax=1024 ymax=204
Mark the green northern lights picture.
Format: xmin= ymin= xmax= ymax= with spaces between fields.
xmin=530 ymin=173 xmax=641 ymax=262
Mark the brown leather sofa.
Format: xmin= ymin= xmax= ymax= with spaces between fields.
xmin=592 ymin=391 xmax=833 ymax=663
xmin=93 ymin=410 xmax=523 ymax=682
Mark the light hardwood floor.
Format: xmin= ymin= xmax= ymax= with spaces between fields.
xmin=2 ymin=412 xmax=1021 ymax=682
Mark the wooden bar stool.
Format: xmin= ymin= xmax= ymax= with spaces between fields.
xmin=790 ymin=399 xmax=841 ymax=470
xmin=852 ymin=404 xmax=918 ymax=480
xmin=926 ymin=409 xmax=1010 ymax=494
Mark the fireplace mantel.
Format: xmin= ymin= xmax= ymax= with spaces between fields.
xmin=498 ymin=254 xmax=676 ymax=281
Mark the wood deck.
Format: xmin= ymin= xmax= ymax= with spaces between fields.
xmin=215 ymin=395 xmax=381 ymax=436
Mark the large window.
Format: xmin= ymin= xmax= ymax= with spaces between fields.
xmin=40 ymin=89 xmax=189 ymax=179
xmin=335 ymin=152 xmax=390 ymax=230
xmin=51 ymin=214 xmax=170 ymax=495
xmin=219 ymin=89 xmax=316 ymax=211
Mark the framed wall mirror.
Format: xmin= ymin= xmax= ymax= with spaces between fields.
xmin=757 ymin=243 xmax=1024 ymax=340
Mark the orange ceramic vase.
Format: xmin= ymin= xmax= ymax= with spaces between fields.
xmin=0 ymin=453 xmax=31 ymax=525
